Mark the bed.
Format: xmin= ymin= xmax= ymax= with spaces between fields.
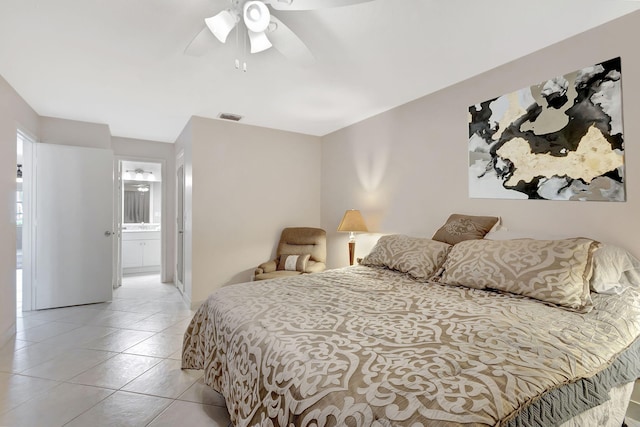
xmin=182 ymin=231 xmax=640 ymax=426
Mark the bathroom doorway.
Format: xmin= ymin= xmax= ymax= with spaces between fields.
xmin=117 ymin=160 xmax=163 ymax=285
xmin=16 ymin=133 xmax=24 ymax=311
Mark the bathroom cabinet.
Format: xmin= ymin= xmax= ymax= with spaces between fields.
xmin=122 ymin=230 xmax=160 ymax=274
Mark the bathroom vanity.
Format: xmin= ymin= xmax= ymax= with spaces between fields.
xmin=122 ymin=227 xmax=161 ymax=274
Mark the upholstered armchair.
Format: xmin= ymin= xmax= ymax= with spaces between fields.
xmin=254 ymin=227 xmax=326 ymax=281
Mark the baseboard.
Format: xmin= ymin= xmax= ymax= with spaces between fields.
xmin=0 ymin=321 xmax=16 ymax=349
xmin=190 ymin=299 xmax=204 ymax=311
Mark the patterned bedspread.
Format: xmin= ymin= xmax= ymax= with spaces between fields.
xmin=182 ymin=266 xmax=640 ymax=426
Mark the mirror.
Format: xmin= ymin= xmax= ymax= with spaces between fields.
xmin=123 ymin=180 xmax=161 ymax=224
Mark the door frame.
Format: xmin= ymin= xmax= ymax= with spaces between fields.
xmin=114 ymin=156 xmax=168 ymax=284
xmin=17 ymin=130 xmax=35 ymax=312
xmin=175 ymin=150 xmax=185 ymax=294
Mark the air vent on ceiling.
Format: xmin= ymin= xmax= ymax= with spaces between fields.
xmin=218 ymin=113 xmax=243 ymax=122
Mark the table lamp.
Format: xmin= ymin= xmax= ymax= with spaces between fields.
xmin=337 ymin=209 xmax=368 ymax=265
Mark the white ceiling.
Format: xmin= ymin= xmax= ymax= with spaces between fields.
xmin=1 ymin=0 xmax=639 ymax=143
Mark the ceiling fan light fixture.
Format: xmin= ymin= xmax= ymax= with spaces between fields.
xmin=248 ymin=30 xmax=272 ymax=53
xmin=243 ymin=1 xmax=271 ymax=32
xmin=205 ymin=9 xmax=239 ymax=43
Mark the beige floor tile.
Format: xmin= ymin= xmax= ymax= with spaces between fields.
xmin=86 ymin=311 xmax=153 ymax=329
xmin=20 ymin=348 xmax=116 ymax=381
xmin=70 ymin=353 xmax=162 ymax=390
xmin=53 ymin=307 xmax=111 ymax=324
xmin=167 ymin=349 xmax=183 ymax=361
xmin=0 ymin=372 xmax=59 ymax=415
xmin=148 ymin=400 xmax=231 ymax=427
xmin=124 ymin=317 xmax=186 ymax=333
xmin=40 ymin=325 xmax=118 ymax=348
xmin=177 ymin=377 xmax=227 ymax=407
xmin=122 ymin=359 xmax=202 ymax=399
xmin=160 ymin=318 xmax=192 ymax=335
xmin=0 ymin=382 xmax=113 ymax=427
xmin=15 ymin=321 xmax=80 ymax=342
xmin=0 ymin=341 xmax=72 ymax=374
xmin=82 ymin=329 xmax=156 ymax=353
xmin=123 ymin=333 xmax=184 ymax=358
xmin=0 ymin=338 xmax=33 ymax=353
xmin=65 ymin=391 xmax=172 ymax=427
xmin=15 ymin=316 xmax=50 ymax=332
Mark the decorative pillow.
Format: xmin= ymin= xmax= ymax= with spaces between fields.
xmin=432 ymin=214 xmax=499 ymax=245
xmin=360 ymin=234 xmax=452 ymax=280
xmin=590 ymin=244 xmax=640 ymax=295
xmin=278 ymin=254 xmax=311 ymax=272
xmin=440 ymin=238 xmax=599 ymax=312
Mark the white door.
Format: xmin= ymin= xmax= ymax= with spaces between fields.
xmin=34 ymin=143 xmax=113 ymax=310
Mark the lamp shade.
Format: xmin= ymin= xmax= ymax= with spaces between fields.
xmin=205 ymin=9 xmax=238 ymax=43
xmin=337 ymin=209 xmax=368 ymax=233
xmin=248 ymin=29 xmax=272 ymax=53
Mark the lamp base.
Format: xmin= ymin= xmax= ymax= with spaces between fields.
xmin=348 ymin=241 xmax=355 ymax=266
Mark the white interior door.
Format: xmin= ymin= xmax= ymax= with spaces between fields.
xmin=34 ymin=143 xmax=114 ymax=310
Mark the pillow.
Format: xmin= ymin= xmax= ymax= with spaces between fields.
xmin=278 ymin=254 xmax=311 ymax=272
xmin=360 ymin=234 xmax=451 ymax=280
xmin=440 ymin=238 xmax=599 ymax=312
xmin=432 ymin=214 xmax=499 ymax=245
xmin=590 ymin=244 xmax=640 ymax=294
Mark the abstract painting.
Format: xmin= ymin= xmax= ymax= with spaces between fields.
xmin=468 ymin=57 xmax=625 ymax=201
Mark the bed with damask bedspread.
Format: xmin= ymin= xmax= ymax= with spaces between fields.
xmin=182 ymin=235 xmax=640 ymax=426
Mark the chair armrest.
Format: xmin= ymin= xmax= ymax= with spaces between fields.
xmin=305 ymin=261 xmax=326 ymax=274
xmin=256 ymin=260 xmax=277 ymax=276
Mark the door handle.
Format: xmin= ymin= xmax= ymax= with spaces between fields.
xmin=104 ymin=231 xmax=113 ymax=236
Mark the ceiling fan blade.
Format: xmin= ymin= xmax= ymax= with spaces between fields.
xmin=265 ymin=0 xmax=374 ymax=11
xmin=268 ymin=15 xmax=315 ymax=65
xmin=184 ymin=26 xmax=218 ymax=56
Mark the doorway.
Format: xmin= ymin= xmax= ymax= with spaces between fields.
xmin=16 ymin=133 xmax=24 ymax=312
xmin=118 ymin=160 xmax=163 ymax=285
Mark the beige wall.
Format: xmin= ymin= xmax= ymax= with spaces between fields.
xmin=322 ymin=11 xmax=640 ymax=268
xmin=187 ymin=117 xmax=321 ymax=305
xmin=40 ymin=116 xmax=111 ymax=149
xmin=0 ymin=76 xmax=39 ymax=347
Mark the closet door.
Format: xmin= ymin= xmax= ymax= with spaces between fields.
xmin=34 ymin=143 xmax=113 ymax=309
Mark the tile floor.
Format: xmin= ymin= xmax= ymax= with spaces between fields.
xmin=1 ymin=274 xmax=231 ymax=426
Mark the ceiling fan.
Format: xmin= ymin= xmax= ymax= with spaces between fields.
xmin=185 ymin=0 xmax=374 ymax=65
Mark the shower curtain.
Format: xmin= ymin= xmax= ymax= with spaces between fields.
xmin=124 ymin=190 xmax=150 ymax=223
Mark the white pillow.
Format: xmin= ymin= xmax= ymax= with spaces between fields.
xmin=590 ymin=244 xmax=640 ymax=295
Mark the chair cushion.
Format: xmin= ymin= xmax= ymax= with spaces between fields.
xmin=278 ymin=254 xmax=311 ymax=272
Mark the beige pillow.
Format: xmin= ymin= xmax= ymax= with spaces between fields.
xmin=360 ymin=235 xmax=451 ymax=280
xmin=278 ymin=254 xmax=311 ymax=272
xmin=432 ymin=214 xmax=499 ymax=245
xmin=440 ymin=238 xmax=599 ymax=312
